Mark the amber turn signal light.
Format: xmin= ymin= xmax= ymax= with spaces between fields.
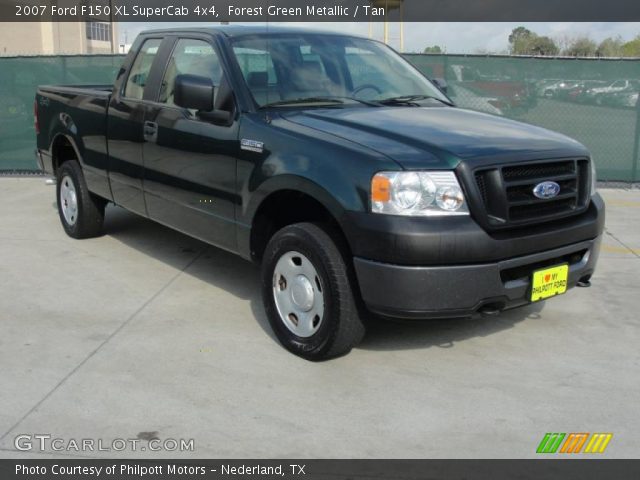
xmin=371 ymin=174 xmax=391 ymax=203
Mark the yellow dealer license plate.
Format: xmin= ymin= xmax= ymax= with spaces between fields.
xmin=531 ymin=264 xmax=569 ymax=302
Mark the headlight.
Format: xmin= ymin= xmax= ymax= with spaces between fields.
xmin=371 ymin=171 xmax=469 ymax=216
xmin=590 ymin=159 xmax=597 ymax=196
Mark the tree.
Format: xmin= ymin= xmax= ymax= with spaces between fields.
xmin=563 ymin=37 xmax=597 ymax=57
xmin=529 ymin=36 xmax=559 ymax=56
xmin=555 ymin=35 xmax=572 ymax=55
xmin=423 ymin=45 xmax=443 ymax=54
xmin=508 ymin=27 xmax=558 ymax=56
xmin=597 ymin=37 xmax=624 ymax=57
xmin=621 ymin=36 xmax=640 ymax=57
xmin=509 ymin=26 xmax=534 ymax=46
xmin=508 ymin=26 xmax=536 ymax=55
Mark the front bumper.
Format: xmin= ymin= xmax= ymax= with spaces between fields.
xmin=355 ymin=235 xmax=601 ymax=319
xmin=342 ymin=194 xmax=605 ymax=266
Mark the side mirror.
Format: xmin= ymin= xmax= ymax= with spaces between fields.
xmin=174 ymin=74 xmax=214 ymax=111
xmin=432 ymin=78 xmax=448 ymax=95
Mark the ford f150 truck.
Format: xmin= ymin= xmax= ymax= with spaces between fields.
xmin=35 ymin=27 xmax=604 ymax=360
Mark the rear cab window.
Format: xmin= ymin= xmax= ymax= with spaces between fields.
xmin=124 ymin=38 xmax=162 ymax=100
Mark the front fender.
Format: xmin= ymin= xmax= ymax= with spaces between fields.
xmin=235 ymin=112 xmax=401 ymax=260
xmin=237 ymin=112 xmax=400 ymax=222
xmin=242 ymin=174 xmax=350 ymax=227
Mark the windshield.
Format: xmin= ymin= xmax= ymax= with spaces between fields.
xmin=231 ymin=33 xmax=450 ymax=108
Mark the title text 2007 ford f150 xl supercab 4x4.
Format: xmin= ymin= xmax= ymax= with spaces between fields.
xmin=35 ymin=27 xmax=604 ymax=360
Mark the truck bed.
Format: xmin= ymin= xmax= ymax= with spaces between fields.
xmin=35 ymin=84 xmax=114 ymax=200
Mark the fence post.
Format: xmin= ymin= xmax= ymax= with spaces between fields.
xmin=633 ymin=96 xmax=640 ymax=182
xmin=443 ymin=53 xmax=449 ymax=84
xmin=61 ymin=56 xmax=67 ymax=84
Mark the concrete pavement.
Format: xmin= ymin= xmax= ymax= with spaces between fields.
xmin=0 ymin=178 xmax=638 ymax=458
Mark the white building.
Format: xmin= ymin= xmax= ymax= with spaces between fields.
xmin=0 ymin=21 xmax=118 ymax=56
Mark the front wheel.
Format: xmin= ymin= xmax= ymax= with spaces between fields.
xmin=261 ymin=223 xmax=365 ymax=360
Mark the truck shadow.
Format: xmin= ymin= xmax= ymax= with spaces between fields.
xmin=102 ymin=205 xmax=544 ymax=353
xmin=359 ymin=304 xmax=543 ymax=351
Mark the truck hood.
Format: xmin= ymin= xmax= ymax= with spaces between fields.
xmin=281 ymin=106 xmax=588 ymax=169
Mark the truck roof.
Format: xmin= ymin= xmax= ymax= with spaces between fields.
xmin=142 ymin=25 xmax=365 ymax=39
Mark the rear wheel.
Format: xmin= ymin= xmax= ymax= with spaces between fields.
xmin=261 ymin=223 xmax=365 ymax=360
xmin=56 ymin=160 xmax=106 ymax=239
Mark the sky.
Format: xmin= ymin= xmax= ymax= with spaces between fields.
xmin=119 ymin=22 xmax=640 ymax=53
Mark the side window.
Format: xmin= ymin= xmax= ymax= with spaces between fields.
xmin=124 ymin=38 xmax=162 ymax=100
xmin=159 ymin=39 xmax=223 ymax=106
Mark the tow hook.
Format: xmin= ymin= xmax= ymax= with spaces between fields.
xmin=577 ymin=276 xmax=592 ymax=288
xmin=478 ymin=304 xmax=503 ymax=317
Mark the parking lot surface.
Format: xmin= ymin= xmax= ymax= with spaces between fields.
xmin=0 ymin=178 xmax=638 ymax=458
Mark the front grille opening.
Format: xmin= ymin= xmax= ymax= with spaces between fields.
xmin=475 ymin=172 xmax=489 ymax=206
xmin=500 ymin=249 xmax=587 ymax=283
xmin=502 ymin=161 xmax=575 ymax=181
xmin=509 ymin=198 xmax=577 ymax=221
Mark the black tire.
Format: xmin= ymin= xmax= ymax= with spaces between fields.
xmin=56 ymin=160 xmax=106 ymax=239
xmin=261 ymin=222 xmax=366 ymax=360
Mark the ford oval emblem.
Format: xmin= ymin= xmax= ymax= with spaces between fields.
xmin=533 ymin=181 xmax=561 ymax=199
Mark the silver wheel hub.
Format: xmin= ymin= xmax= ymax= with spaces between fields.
xmin=59 ymin=175 xmax=78 ymax=226
xmin=273 ymin=251 xmax=325 ymax=338
xmin=291 ymin=275 xmax=314 ymax=311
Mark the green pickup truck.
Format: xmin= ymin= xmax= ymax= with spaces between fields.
xmin=35 ymin=26 xmax=604 ymax=360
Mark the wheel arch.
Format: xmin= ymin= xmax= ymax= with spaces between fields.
xmin=50 ymin=133 xmax=82 ymax=174
xmin=246 ymin=177 xmax=354 ymax=263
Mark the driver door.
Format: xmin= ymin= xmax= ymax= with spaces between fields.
xmin=142 ymin=37 xmax=239 ymax=252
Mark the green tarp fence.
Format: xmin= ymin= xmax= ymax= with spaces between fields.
xmin=1 ymin=53 xmax=639 ymax=181
xmin=405 ymin=54 xmax=640 ymax=182
xmin=0 ymin=55 xmax=125 ymax=171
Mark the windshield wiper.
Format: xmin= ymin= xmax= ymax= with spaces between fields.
xmin=333 ymin=96 xmax=381 ymax=107
xmin=260 ymin=97 xmax=346 ymax=108
xmin=260 ymin=96 xmax=381 ymax=108
xmin=377 ymin=95 xmax=454 ymax=107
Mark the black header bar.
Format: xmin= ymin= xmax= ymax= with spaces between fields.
xmin=2 ymin=459 xmax=640 ymax=480
xmin=1 ymin=0 xmax=640 ymax=22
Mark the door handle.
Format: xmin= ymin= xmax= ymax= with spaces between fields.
xmin=143 ymin=121 xmax=158 ymax=142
